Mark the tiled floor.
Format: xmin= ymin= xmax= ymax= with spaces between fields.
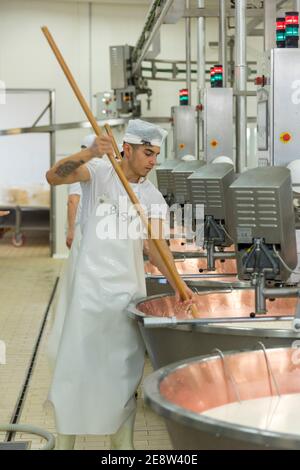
xmin=0 ymin=232 xmax=172 ymax=450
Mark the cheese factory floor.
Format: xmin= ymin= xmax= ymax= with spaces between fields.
xmin=0 ymin=232 xmax=172 ymax=450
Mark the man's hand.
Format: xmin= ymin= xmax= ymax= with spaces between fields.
xmin=175 ymin=283 xmax=194 ymax=304
xmin=66 ymin=227 xmax=75 ymax=249
xmin=0 ymin=211 xmax=9 ymax=217
xmin=90 ymin=135 xmax=114 ymax=159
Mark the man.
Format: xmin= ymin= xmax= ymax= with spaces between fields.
xmin=66 ymin=134 xmax=98 ymax=249
xmin=66 ymin=183 xmax=81 ymax=249
xmin=66 ymin=137 xmax=122 ymax=248
xmin=46 ymin=119 xmax=193 ymax=450
xmin=0 ymin=211 xmax=9 ymax=216
xmin=47 ymin=134 xmax=99 ymax=368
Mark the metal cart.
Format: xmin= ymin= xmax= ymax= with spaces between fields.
xmin=0 ymin=204 xmax=50 ymax=247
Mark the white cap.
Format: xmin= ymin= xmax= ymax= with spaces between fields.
xmin=212 ymin=155 xmax=234 ymax=165
xmin=123 ymin=119 xmax=168 ymax=147
xmin=182 ymin=154 xmax=196 ymax=162
xmin=287 ymin=160 xmax=300 ymax=194
xmin=81 ymin=134 xmax=96 ymax=148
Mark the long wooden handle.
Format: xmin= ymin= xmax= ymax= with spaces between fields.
xmin=41 ymin=26 xmax=196 ymax=312
xmin=105 ymin=124 xmax=198 ymax=316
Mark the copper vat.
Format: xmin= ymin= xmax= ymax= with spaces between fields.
xmin=143 ymin=347 xmax=300 ymax=449
xmin=145 ymin=255 xmax=237 ymax=296
xmin=128 ymin=291 xmax=300 ymax=369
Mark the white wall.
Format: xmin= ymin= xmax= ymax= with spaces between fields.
xmin=0 ymin=92 xmax=50 ymax=191
xmin=0 ymin=1 xmax=264 ymax=256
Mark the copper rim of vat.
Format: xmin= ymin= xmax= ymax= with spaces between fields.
xmin=143 ymin=347 xmax=300 ymax=450
xmin=127 ymin=292 xmax=299 ymax=338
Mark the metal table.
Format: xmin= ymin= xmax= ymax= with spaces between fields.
xmin=0 ymin=204 xmax=50 ymax=246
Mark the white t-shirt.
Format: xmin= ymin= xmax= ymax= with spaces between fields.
xmin=68 ymin=182 xmax=82 ymax=197
xmin=68 ymin=182 xmax=82 ymax=226
xmin=80 ymin=158 xmax=168 ymax=233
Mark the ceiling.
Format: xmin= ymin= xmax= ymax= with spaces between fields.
xmin=24 ymin=0 xmax=296 ymax=13
xmin=34 ymin=0 xmax=151 ymax=4
xmin=30 ymin=0 xmax=294 ymax=8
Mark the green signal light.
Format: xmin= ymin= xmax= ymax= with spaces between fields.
xmin=276 ymin=31 xmax=286 ymax=41
xmin=286 ymin=25 xmax=299 ymax=37
xmin=214 ymin=73 xmax=223 ymax=81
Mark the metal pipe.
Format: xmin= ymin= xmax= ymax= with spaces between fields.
xmin=31 ymin=102 xmax=51 ymax=127
xmin=293 ymin=295 xmax=300 ymax=330
xmin=145 ymin=250 xmax=236 ymax=261
xmin=133 ymin=0 xmax=174 ymax=75
xmin=264 ymin=0 xmax=276 ymax=51
xmin=0 ymin=118 xmax=129 ymax=136
xmin=197 ymin=0 xmax=205 ymax=156
xmin=263 ymin=287 xmax=300 ymax=298
xmin=207 ymin=241 xmax=216 ymax=271
xmin=219 ymin=0 xmax=227 ymax=85
xmin=0 ymin=424 xmax=55 ymax=450
xmin=146 ymin=272 xmax=237 ymax=279
xmin=89 ymin=2 xmax=93 ymax=109
xmin=185 ymin=0 xmax=192 ymax=102
xmin=235 ymin=0 xmax=247 ymax=173
xmin=197 ymin=0 xmax=205 ymax=95
xmin=254 ymin=274 xmax=267 ymax=314
xmin=294 ymin=0 xmax=300 ymax=13
xmin=143 ymin=314 xmax=294 ymax=328
xmin=213 ymin=251 xmax=236 ymax=259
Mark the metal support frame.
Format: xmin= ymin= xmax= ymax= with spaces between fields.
xmin=247 ymin=0 xmax=290 ymax=35
xmin=264 ymin=0 xmax=277 ymax=51
xmin=140 ymin=58 xmax=257 ymax=83
xmin=235 ymin=0 xmax=247 ymax=173
xmin=184 ymin=7 xmax=264 ymax=18
xmin=295 ymin=1 xmax=300 ymax=13
xmin=31 ymin=101 xmax=51 ymax=128
xmin=219 ymin=0 xmax=227 ymax=85
xmin=197 ymin=0 xmax=205 ymax=156
xmin=132 ymin=0 xmax=174 ymax=75
xmin=185 ymin=0 xmax=192 ymax=101
xmin=0 ymin=117 xmax=129 ymax=136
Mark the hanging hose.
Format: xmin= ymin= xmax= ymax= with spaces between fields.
xmin=273 ymin=245 xmax=300 ymax=275
xmin=0 ymin=424 xmax=55 ymax=450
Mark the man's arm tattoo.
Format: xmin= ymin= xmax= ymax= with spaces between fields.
xmin=55 ymin=159 xmax=85 ymax=178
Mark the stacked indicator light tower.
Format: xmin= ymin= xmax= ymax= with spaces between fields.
xmin=285 ymin=11 xmax=299 ymax=48
xmin=210 ymin=65 xmax=223 ymax=88
xmin=275 ymin=12 xmax=299 ymax=49
xmin=179 ymin=88 xmax=189 ymax=106
xmin=276 ymin=17 xmax=286 ymax=48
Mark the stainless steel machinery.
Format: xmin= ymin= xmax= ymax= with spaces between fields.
xmin=155 ymin=160 xmax=180 ymax=205
xmin=110 ymin=44 xmax=150 ymax=116
xmin=95 ymin=91 xmax=118 ymax=120
xmin=171 ymin=160 xmax=204 ymax=205
xmin=188 ymin=162 xmax=236 ymax=270
xmin=131 ymin=169 xmax=300 ymax=373
xmin=202 ymin=88 xmax=233 ymax=163
xmin=227 ymin=166 xmax=298 ymax=315
xmin=171 ymin=106 xmax=196 ymax=160
xmin=257 ymin=49 xmax=300 ymax=167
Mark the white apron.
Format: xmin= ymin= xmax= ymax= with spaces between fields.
xmin=48 ymin=195 xmax=146 ymax=435
xmin=47 ymin=223 xmax=82 ymax=370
